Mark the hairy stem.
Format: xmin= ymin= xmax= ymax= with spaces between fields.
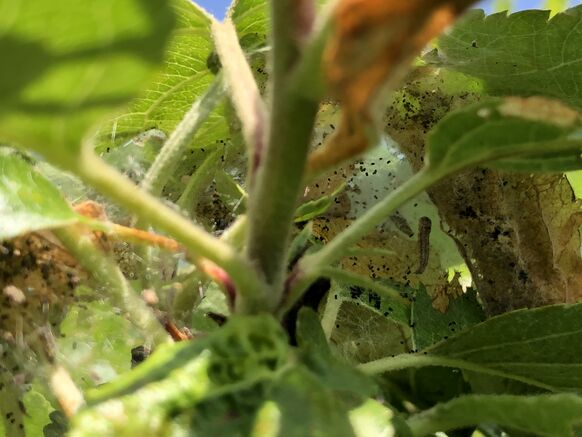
xmin=140 ymin=75 xmax=224 ymax=196
xmin=76 ymin=152 xmax=269 ymax=313
xmin=358 ymin=353 xmax=557 ymax=392
xmin=246 ymin=0 xmax=319 ymax=309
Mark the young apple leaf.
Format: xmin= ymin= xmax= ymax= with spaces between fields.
xmin=426 ymin=302 xmax=582 ymax=391
xmin=0 ymin=151 xmax=79 ymax=239
xmin=426 ymin=97 xmax=582 ymax=176
xmin=407 ymin=394 xmax=582 ymax=437
xmin=0 ymin=0 xmax=175 ymax=170
xmin=434 ymin=6 xmax=582 ymax=110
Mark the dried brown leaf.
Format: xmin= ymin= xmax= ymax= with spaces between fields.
xmin=308 ymin=0 xmax=478 ymax=173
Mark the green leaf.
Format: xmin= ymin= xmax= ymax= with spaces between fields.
xmin=567 ymin=170 xmax=582 ymax=198
xmin=426 ymin=98 xmax=582 ymax=176
xmin=411 ymin=286 xmax=485 ymax=351
xmin=295 ymin=183 xmax=346 ymax=222
xmin=191 ymin=280 xmax=230 ymax=333
xmin=140 ymin=74 xmax=225 ymax=196
xmin=76 ymin=315 xmax=290 ymax=435
xmin=268 ymin=367 xmax=356 ymax=437
xmin=230 ymin=0 xmax=269 ymax=40
xmin=426 ymin=302 xmax=582 ymax=391
xmin=287 ymin=222 xmax=313 ymax=266
xmin=0 ymin=0 xmax=175 ymax=169
xmin=86 ymin=314 xmax=288 ymax=404
xmin=295 ymin=308 xmax=377 ymax=398
xmin=102 ymin=128 xmax=166 ymax=183
xmin=22 ymin=389 xmax=54 ymax=437
xmin=490 ymin=151 xmax=582 ymax=173
xmin=407 ymin=394 xmax=582 ymax=437
xmin=72 ymin=352 xmax=214 ymax=436
xmin=213 ymin=169 xmax=248 ymax=213
xmin=348 ymin=399 xmax=397 ymax=437
xmin=407 ymin=367 xmax=471 ymax=409
xmin=435 ymin=6 xmax=582 ymax=110
xmin=94 ymin=0 xmax=226 ymax=157
xmin=229 ymin=0 xmax=329 ymax=36
xmin=296 ymin=308 xmax=331 ymax=355
xmin=361 ymin=302 xmax=582 ymax=391
xmin=0 ymin=150 xmax=79 ymax=239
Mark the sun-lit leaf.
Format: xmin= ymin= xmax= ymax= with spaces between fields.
xmin=0 ymin=150 xmax=79 ymax=239
xmin=407 ymin=394 xmax=582 ymax=437
xmin=229 ymin=0 xmax=269 ymax=40
xmin=567 ymin=170 xmax=582 ymax=198
xmin=348 ymin=399 xmax=397 ymax=437
xmin=22 ymin=389 xmax=55 ymax=437
xmin=94 ymin=0 xmax=226 ymax=157
xmin=434 ymin=6 xmax=582 ymax=110
xmin=0 ymin=0 xmax=175 ymax=170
